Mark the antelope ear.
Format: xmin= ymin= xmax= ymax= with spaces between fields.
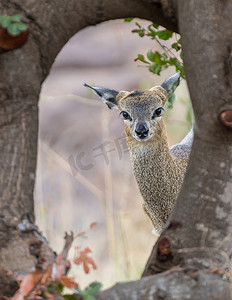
xmin=160 ymin=72 xmax=180 ymax=95
xmin=84 ymin=83 xmax=119 ymax=109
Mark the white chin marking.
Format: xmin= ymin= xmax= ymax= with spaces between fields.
xmin=133 ymin=135 xmax=152 ymax=142
xmin=152 ymin=228 xmax=160 ymax=236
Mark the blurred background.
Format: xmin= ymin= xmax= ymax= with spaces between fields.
xmin=35 ymin=19 xmax=192 ymax=289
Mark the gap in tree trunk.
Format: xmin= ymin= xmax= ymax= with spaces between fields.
xmin=34 ymin=19 xmax=190 ymax=289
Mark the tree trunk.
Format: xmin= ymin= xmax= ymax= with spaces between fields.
xmin=0 ymin=0 xmax=177 ymax=297
xmin=143 ymin=0 xmax=232 ymax=277
xmin=1 ymin=0 xmax=232 ymax=298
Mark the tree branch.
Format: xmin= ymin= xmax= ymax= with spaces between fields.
xmin=96 ymin=269 xmax=231 ymax=300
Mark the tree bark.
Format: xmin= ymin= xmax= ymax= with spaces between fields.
xmin=1 ymin=0 xmax=232 ymax=298
xmin=0 ymin=0 xmax=178 ymax=297
xmin=143 ymin=0 xmax=232 ymax=276
xmin=95 ymin=269 xmax=232 ymax=300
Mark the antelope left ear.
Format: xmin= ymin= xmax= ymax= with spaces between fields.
xmin=84 ymin=83 xmax=119 ymax=109
xmin=161 ymin=72 xmax=180 ymax=95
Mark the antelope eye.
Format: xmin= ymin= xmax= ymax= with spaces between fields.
xmin=152 ymin=107 xmax=163 ymax=119
xmin=120 ymin=111 xmax=132 ymax=121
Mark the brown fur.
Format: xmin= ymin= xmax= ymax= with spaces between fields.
xmin=117 ymin=87 xmax=190 ymax=234
xmin=85 ymin=76 xmax=192 ymax=234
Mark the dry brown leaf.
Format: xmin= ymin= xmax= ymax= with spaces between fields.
xmin=60 ymin=276 xmax=79 ymax=289
xmin=90 ymin=222 xmax=97 ymax=229
xmin=74 ymin=247 xmax=97 ymax=274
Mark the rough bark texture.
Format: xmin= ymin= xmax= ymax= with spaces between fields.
xmin=0 ymin=0 xmax=178 ymax=297
xmin=95 ymin=269 xmax=232 ymax=300
xmin=143 ymin=0 xmax=232 ymax=278
xmin=1 ymin=0 xmax=232 ymax=298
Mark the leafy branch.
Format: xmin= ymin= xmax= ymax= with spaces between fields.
xmin=0 ymin=14 xmax=28 ymax=35
xmin=125 ymin=20 xmax=184 ymax=79
xmin=70 ymin=282 xmax=102 ymax=300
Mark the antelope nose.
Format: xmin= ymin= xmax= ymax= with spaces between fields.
xmin=135 ymin=122 xmax=149 ymax=139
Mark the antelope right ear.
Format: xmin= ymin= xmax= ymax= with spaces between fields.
xmin=84 ymin=83 xmax=119 ymax=109
xmin=160 ymin=72 xmax=180 ymax=95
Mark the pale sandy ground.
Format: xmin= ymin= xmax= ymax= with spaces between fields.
xmin=35 ymin=19 xmax=190 ymax=289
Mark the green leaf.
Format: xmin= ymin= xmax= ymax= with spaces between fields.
xmin=171 ymin=42 xmax=181 ymax=51
xmin=137 ymin=54 xmax=149 ymax=64
xmin=57 ymin=281 xmax=64 ymax=294
xmin=148 ymin=62 xmax=157 ymax=73
xmin=10 ymin=14 xmax=22 ymax=22
xmin=63 ymin=295 xmax=78 ymax=300
xmin=147 ymin=26 xmax=157 ymax=38
xmin=131 ymin=28 xmax=145 ymax=37
xmin=148 ymin=51 xmax=168 ymax=67
xmin=73 ymin=288 xmax=85 ymax=295
xmin=17 ymin=23 xmax=28 ymax=31
xmin=73 ymin=282 xmax=102 ymax=300
xmin=157 ymin=29 xmax=173 ymax=40
xmin=87 ymin=282 xmax=102 ymax=295
xmin=147 ymin=50 xmax=156 ymax=62
xmin=135 ymin=22 xmax=142 ymax=28
xmin=47 ymin=283 xmax=57 ymax=293
xmin=124 ymin=17 xmax=134 ymax=22
xmin=152 ymin=24 xmax=159 ymax=29
xmin=153 ymin=51 xmax=162 ymax=65
xmin=149 ymin=63 xmax=162 ymax=75
xmin=7 ymin=23 xmax=20 ymax=35
xmin=1 ymin=16 xmax=11 ymax=28
xmin=163 ymin=52 xmax=168 ymax=60
xmin=168 ymin=58 xmax=178 ymax=67
xmin=83 ymin=295 xmax=96 ymax=300
xmin=168 ymin=58 xmax=185 ymax=78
